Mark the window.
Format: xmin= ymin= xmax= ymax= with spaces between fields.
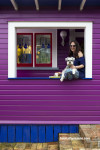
xmin=17 ymin=33 xmax=33 ymax=67
xmin=35 ymin=33 xmax=52 ymax=67
xmin=8 ymin=22 xmax=92 ymax=79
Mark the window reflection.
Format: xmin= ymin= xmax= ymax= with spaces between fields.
xmin=17 ymin=34 xmax=32 ymax=66
xmin=35 ymin=34 xmax=51 ymax=66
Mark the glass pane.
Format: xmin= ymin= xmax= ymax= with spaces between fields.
xmin=17 ymin=34 xmax=32 ymax=64
xmin=36 ymin=34 xmax=51 ymax=64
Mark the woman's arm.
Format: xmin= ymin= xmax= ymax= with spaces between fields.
xmin=78 ymin=51 xmax=83 ymax=58
xmin=70 ymin=64 xmax=84 ymax=69
xmin=75 ymin=51 xmax=84 ymax=69
xmin=75 ymin=65 xmax=84 ymax=69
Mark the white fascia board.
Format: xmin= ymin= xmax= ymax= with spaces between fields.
xmin=11 ymin=22 xmax=91 ymax=28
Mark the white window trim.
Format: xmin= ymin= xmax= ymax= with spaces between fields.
xmin=8 ymin=21 xmax=92 ymax=79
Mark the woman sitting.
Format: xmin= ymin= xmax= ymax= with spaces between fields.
xmin=57 ymin=40 xmax=85 ymax=80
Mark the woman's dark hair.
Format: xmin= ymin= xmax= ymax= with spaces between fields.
xmin=68 ymin=40 xmax=81 ymax=58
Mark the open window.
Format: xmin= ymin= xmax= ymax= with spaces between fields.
xmin=8 ymin=22 xmax=92 ymax=79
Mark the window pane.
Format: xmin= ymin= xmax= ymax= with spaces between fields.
xmin=17 ymin=34 xmax=32 ymax=65
xmin=36 ymin=34 xmax=51 ymax=65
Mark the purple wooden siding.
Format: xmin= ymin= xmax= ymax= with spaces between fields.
xmin=0 ymin=8 xmax=100 ymax=123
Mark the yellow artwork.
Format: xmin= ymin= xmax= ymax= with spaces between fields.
xmin=22 ymin=47 xmax=26 ymax=54
xmin=17 ymin=47 xmax=22 ymax=63
xmin=28 ymin=45 xmax=32 ymax=54
xmin=36 ymin=55 xmax=39 ymax=59
xmin=37 ymin=51 xmax=40 ymax=54
xmin=17 ymin=48 xmax=22 ymax=56
xmin=22 ymin=45 xmax=31 ymax=54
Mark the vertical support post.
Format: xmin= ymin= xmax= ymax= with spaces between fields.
xmin=84 ymin=23 xmax=92 ymax=78
xmin=8 ymin=22 xmax=17 ymax=78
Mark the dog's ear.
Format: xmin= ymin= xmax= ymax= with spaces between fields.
xmin=65 ymin=57 xmax=68 ymax=61
xmin=72 ymin=57 xmax=75 ymax=61
xmin=71 ymin=57 xmax=73 ymax=60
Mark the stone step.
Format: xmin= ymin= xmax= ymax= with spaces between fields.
xmin=14 ymin=143 xmax=26 ymax=150
xmin=42 ymin=143 xmax=48 ymax=150
xmin=0 ymin=142 xmax=58 ymax=150
xmin=0 ymin=143 xmax=16 ymax=150
xmin=59 ymin=133 xmax=85 ymax=150
xmin=25 ymin=143 xmax=32 ymax=150
xmin=48 ymin=142 xmax=58 ymax=150
xmin=1 ymin=141 xmax=100 ymax=150
xmin=31 ymin=143 xmax=37 ymax=150
xmin=79 ymin=124 xmax=100 ymax=149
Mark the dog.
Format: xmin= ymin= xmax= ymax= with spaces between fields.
xmin=60 ymin=57 xmax=77 ymax=82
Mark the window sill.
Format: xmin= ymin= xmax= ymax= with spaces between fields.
xmin=8 ymin=77 xmax=92 ymax=80
xmin=17 ymin=67 xmax=59 ymax=70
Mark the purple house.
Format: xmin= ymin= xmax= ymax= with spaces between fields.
xmin=0 ymin=0 xmax=99 ymax=143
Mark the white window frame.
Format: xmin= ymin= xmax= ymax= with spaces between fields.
xmin=8 ymin=21 xmax=92 ymax=79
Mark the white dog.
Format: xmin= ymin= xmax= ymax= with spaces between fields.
xmin=60 ymin=57 xmax=77 ymax=82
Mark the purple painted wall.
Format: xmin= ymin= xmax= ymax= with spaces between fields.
xmin=0 ymin=8 xmax=100 ymax=123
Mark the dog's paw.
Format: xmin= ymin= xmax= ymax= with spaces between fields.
xmin=60 ymin=78 xmax=63 ymax=82
xmin=72 ymin=69 xmax=76 ymax=74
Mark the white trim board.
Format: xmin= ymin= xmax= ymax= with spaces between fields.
xmin=8 ymin=21 xmax=93 ymax=78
